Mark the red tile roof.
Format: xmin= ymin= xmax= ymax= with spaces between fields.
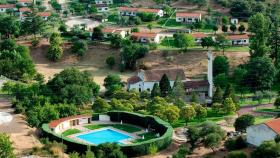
xmin=184 ymin=80 xmax=209 ymax=89
xmin=265 ymin=118 xmax=280 ymax=134
xmin=176 ymin=12 xmax=201 ymax=18
xmin=102 ymin=28 xmax=115 ymax=33
xmin=132 ymin=32 xmax=158 ymax=38
xmin=127 ymin=76 xmax=142 ymax=84
xmin=227 ymin=34 xmax=249 ymax=40
xmin=18 ymin=0 xmax=32 ymax=2
xmin=0 ymin=4 xmax=15 ymax=8
xmin=19 ymin=7 xmax=31 ymax=12
xmin=37 ymin=12 xmax=51 ymax=17
xmin=192 ymin=33 xmax=207 ymax=38
xmin=49 ymin=115 xmax=92 ymax=128
xmin=119 ymin=7 xmax=160 ymax=13
xmin=142 ymin=69 xmax=186 ymax=81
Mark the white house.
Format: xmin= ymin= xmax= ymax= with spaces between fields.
xmin=0 ymin=4 xmax=16 ymax=13
xmin=127 ymin=69 xmax=186 ymax=92
xmin=17 ymin=0 xmax=32 ymax=6
xmin=131 ymin=32 xmax=161 ymax=43
xmin=95 ymin=0 xmax=113 ymax=4
xmin=96 ymin=4 xmax=109 ymax=12
xmin=49 ymin=115 xmax=92 ymax=133
xmin=231 ymin=18 xmax=238 ymax=25
xmin=119 ymin=7 xmax=164 ymax=17
xmin=227 ymin=34 xmax=249 ymax=45
xmin=247 ymin=118 xmax=279 ymax=146
xmin=102 ymin=28 xmax=127 ymax=38
xmin=176 ymin=12 xmax=201 ymax=23
xmin=37 ymin=12 xmax=51 ymax=20
xmin=19 ymin=7 xmax=31 ymax=17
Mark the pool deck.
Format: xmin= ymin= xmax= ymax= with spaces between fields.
xmin=65 ymin=121 xmax=147 ymax=145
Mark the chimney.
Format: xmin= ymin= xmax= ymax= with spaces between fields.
xmin=207 ymin=51 xmax=213 ymax=98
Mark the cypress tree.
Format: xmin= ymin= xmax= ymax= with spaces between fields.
xmin=223 ymin=84 xmax=236 ymax=101
xmin=212 ymin=86 xmax=223 ymax=103
xmin=172 ymin=75 xmax=185 ymax=100
xmin=151 ymin=83 xmax=161 ymax=98
xmin=159 ymin=74 xmax=171 ymax=97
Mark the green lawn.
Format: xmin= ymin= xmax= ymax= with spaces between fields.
xmin=62 ymin=129 xmax=81 ymax=136
xmin=84 ymin=124 xmax=141 ymax=133
xmin=172 ymin=108 xmax=230 ymax=128
xmin=239 ymin=98 xmax=274 ymax=107
xmin=254 ymin=115 xmax=275 ymax=124
xmin=255 ymin=107 xmax=280 ymax=113
xmin=134 ymin=132 xmax=157 ymax=143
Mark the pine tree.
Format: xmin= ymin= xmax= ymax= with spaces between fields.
xmin=159 ymin=74 xmax=171 ymax=97
xmin=268 ymin=20 xmax=280 ymax=67
xmin=223 ymin=98 xmax=236 ymax=114
xmin=223 ymin=84 xmax=236 ymax=102
xmin=151 ymin=83 xmax=161 ymax=98
xmin=172 ymin=75 xmax=185 ymax=100
xmin=212 ymin=86 xmax=223 ymax=103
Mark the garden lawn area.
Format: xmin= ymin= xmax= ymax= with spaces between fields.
xmin=158 ymin=18 xmax=183 ymax=27
xmin=134 ymin=132 xmax=157 ymax=143
xmin=84 ymin=124 xmax=141 ymax=133
xmin=62 ymin=129 xmax=81 ymax=136
xmin=254 ymin=115 xmax=275 ymax=124
xmin=239 ymin=98 xmax=274 ymax=107
xmin=255 ymin=107 xmax=280 ymax=113
xmin=172 ymin=108 xmax=230 ymax=128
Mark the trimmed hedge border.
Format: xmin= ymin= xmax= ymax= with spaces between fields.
xmin=41 ymin=111 xmax=173 ymax=157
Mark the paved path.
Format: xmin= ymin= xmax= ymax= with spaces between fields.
xmin=237 ymin=104 xmax=274 ymax=116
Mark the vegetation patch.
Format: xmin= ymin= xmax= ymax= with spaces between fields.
xmin=84 ymin=124 xmax=141 ymax=133
xmin=134 ymin=132 xmax=158 ymax=143
xmin=62 ymin=129 xmax=82 ymax=136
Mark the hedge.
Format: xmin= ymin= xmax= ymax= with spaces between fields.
xmin=41 ymin=111 xmax=173 ymax=157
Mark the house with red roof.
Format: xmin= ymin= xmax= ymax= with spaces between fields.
xmin=191 ymin=33 xmax=208 ymax=45
xmin=19 ymin=7 xmax=31 ymax=17
xmin=0 ymin=4 xmax=16 ymax=13
xmin=227 ymin=34 xmax=249 ymax=45
xmin=119 ymin=7 xmax=163 ymax=17
xmin=96 ymin=4 xmax=109 ymax=12
xmin=247 ymin=118 xmax=279 ymax=146
xmin=17 ymin=0 xmax=32 ymax=6
xmin=176 ymin=12 xmax=202 ymax=23
xmin=102 ymin=28 xmax=127 ymax=38
xmin=131 ymin=32 xmax=161 ymax=43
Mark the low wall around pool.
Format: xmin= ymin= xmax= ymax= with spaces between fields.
xmin=42 ymin=111 xmax=173 ymax=157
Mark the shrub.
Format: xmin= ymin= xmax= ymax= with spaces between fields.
xmin=31 ymin=38 xmax=40 ymax=47
xmin=149 ymin=43 xmax=157 ymax=50
xmin=106 ymin=56 xmax=115 ymax=69
xmin=227 ymin=151 xmax=247 ymax=158
xmin=172 ymin=144 xmax=190 ymax=158
xmin=225 ymin=136 xmax=247 ymax=151
xmin=71 ymin=40 xmax=88 ymax=57
xmin=225 ymin=138 xmax=236 ymax=151
xmin=148 ymin=144 xmax=158 ymax=155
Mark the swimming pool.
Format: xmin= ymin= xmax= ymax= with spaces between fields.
xmin=76 ymin=128 xmax=132 ymax=145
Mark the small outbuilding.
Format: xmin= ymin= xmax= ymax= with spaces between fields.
xmin=247 ymin=118 xmax=279 ymax=146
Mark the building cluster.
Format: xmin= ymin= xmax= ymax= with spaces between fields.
xmin=0 ymin=0 xmax=51 ymax=20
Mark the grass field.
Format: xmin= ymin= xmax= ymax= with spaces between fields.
xmin=84 ymin=124 xmax=141 ymax=133
xmin=134 ymin=132 xmax=157 ymax=143
xmin=255 ymin=107 xmax=280 ymax=113
xmin=239 ymin=98 xmax=274 ymax=107
xmin=254 ymin=115 xmax=275 ymax=124
xmin=62 ymin=129 xmax=81 ymax=136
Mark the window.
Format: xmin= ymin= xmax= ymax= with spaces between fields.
xmin=147 ymin=88 xmax=150 ymax=92
xmin=139 ymin=88 xmax=141 ymax=92
xmin=105 ymin=8 xmax=108 ymax=10
xmin=244 ymin=40 xmax=247 ymax=42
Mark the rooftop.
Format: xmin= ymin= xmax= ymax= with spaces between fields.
xmin=127 ymin=76 xmax=142 ymax=84
xmin=37 ymin=12 xmax=51 ymax=17
xmin=265 ymin=118 xmax=280 ymax=134
xmin=131 ymin=32 xmax=158 ymax=38
xmin=119 ymin=7 xmax=161 ymax=13
xmin=227 ymin=34 xmax=249 ymax=40
xmin=49 ymin=115 xmax=92 ymax=128
xmin=176 ymin=12 xmax=201 ymax=17
xmin=0 ymin=4 xmax=15 ymax=8
xmin=19 ymin=7 xmax=31 ymax=12
xmin=18 ymin=0 xmax=32 ymax=2
xmin=184 ymin=80 xmax=209 ymax=89
xmin=192 ymin=33 xmax=207 ymax=38
xmin=142 ymin=68 xmax=186 ymax=81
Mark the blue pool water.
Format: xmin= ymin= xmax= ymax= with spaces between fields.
xmin=76 ymin=129 xmax=132 ymax=145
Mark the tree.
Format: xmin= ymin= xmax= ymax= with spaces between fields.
xmin=230 ymin=0 xmax=251 ymax=18
xmin=221 ymin=16 xmax=229 ymax=25
xmin=215 ymin=34 xmax=229 ymax=55
xmin=83 ymin=148 xmax=96 ymax=158
xmin=212 ymin=86 xmax=223 ymax=103
xmin=222 ymin=25 xmax=228 ymax=33
xmin=212 ymin=25 xmax=218 ymax=34
xmin=223 ymin=84 xmax=236 ymax=101
xmin=194 ymin=105 xmax=207 ymax=120
xmin=20 ymin=12 xmax=46 ymax=38
xmin=212 ymin=103 xmax=222 ymax=114
xmin=172 ymin=75 xmax=185 ymax=100
xmin=244 ymin=57 xmax=276 ymax=91
xmin=110 ymin=34 xmax=122 ymax=48
xmin=159 ymin=74 xmax=171 ymax=97
xmin=0 ymin=133 xmax=15 ymax=158
xmin=173 ymin=33 xmax=195 ymax=51
xmin=93 ymin=97 xmax=111 ymax=113
xmin=92 ymin=26 xmax=103 ymax=40
xmin=227 ymin=151 xmax=247 ymax=158
xmin=230 ymin=24 xmax=237 ymax=33
xmin=204 ymin=133 xmax=222 ymax=151
xmin=268 ymin=20 xmax=280 ymax=67
xmin=147 ymin=24 xmax=153 ymax=32
xmin=214 ymin=73 xmax=228 ymax=89
xmin=151 ymin=83 xmax=161 ymax=98
xmin=96 ymin=143 xmax=126 ymax=158
xmin=0 ymin=15 xmax=19 ymax=38
xmin=47 ymin=68 xmax=100 ymax=105
xmin=251 ymin=141 xmax=280 ymax=158
xmin=104 ymin=74 xmax=123 ymax=96
xmin=274 ymin=97 xmax=280 ymax=109
xmin=201 ymin=36 xmax=215 ymax=48
xmin=248 ymin=13 xmax=270 ymax=57
xmin=47 ymin=33 xmax=63 ymax=61
xmin=232 ymin=67 xmax=247 ymax=93
xmin=106 ymin=56 xmax=115 ymax=69
xmin=223 ymin=98 xmax=236 ymax=114
xmin=213 ymin=56 xmax=229 ymax=76
xmin=180 ymin=105 xmax=196 ymax=124
xmin=71 ymin=40 xmax=88 ymax=56
xmin=238 ymin=24 xmax=246 ymax=33
xmin=234 ymin=114 xmax=255 ymax=132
